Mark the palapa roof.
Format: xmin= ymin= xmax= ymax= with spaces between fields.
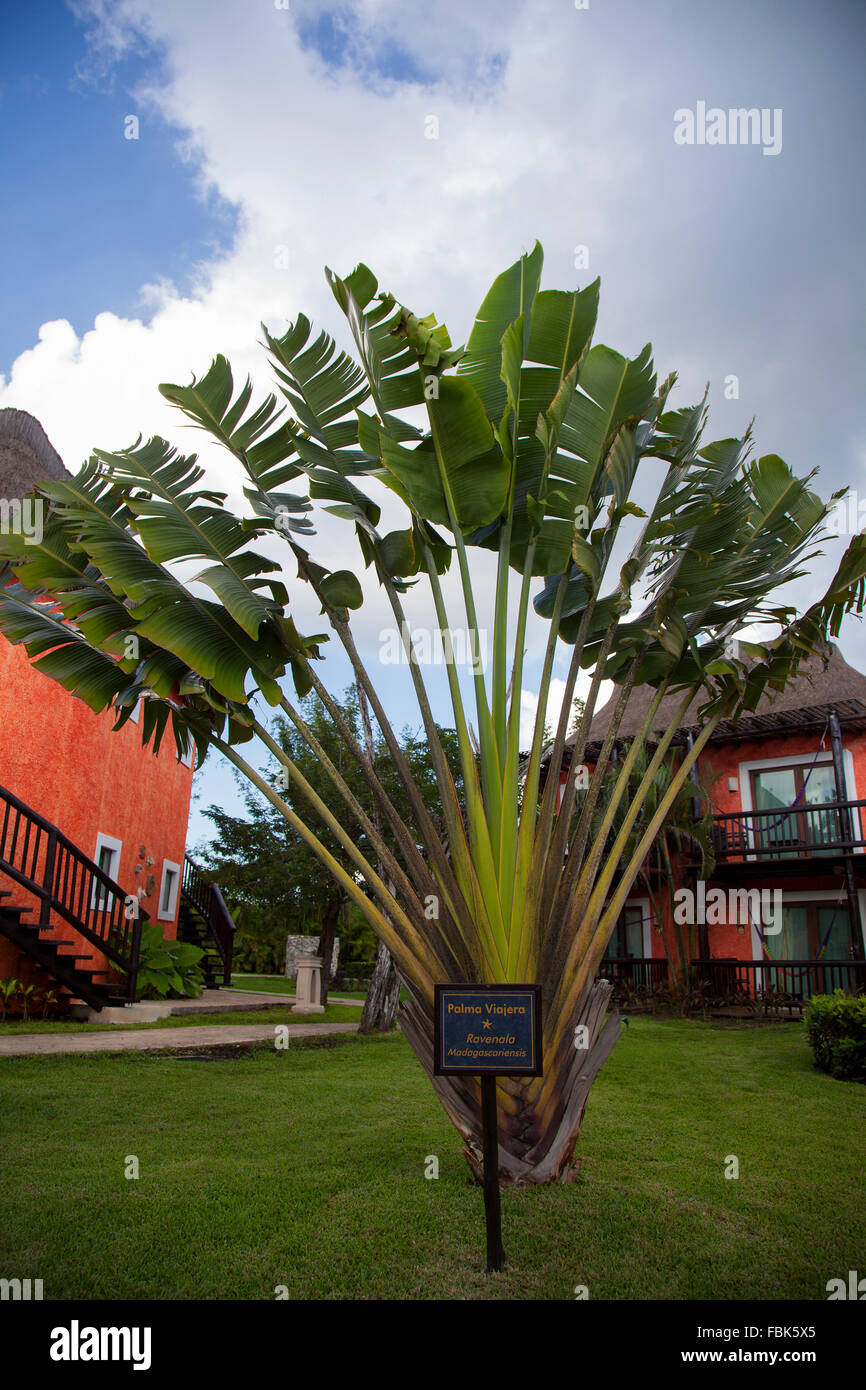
xmin=0 ymin=408 xmax=69 ymax=494
xmin=564 ymin=641 xmax=866 ymax=758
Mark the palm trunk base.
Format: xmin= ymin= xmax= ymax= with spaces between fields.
xmin=359 ymin=938 xmax=401 ymax=1033
xmin=399 ymin=979 xmax=620 ymax=1186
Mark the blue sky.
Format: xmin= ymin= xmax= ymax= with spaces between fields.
xmin=0 ymin=1 xmax=238 ymax=374
xmin=1 ymin=0 xmax=865 ymax=850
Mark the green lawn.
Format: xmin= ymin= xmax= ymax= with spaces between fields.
xmin=0 ymin=1018 xmax=862 ymax=1300
xmin=229 ymin=973 xmax=368 ymax=1000
xmin=229 ymin=973 xmax=297 ymax=994
xmin=0 ymin=1003 xmax=360 ymax=1034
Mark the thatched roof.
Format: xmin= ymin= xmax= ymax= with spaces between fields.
xmin=565 ymin=642 xmax=866 ymax=756
xmin=0 ymin=409 xmax=68 ymax=495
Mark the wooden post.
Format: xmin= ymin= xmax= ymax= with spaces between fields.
xmin=828 ymin=711 xmax=865 ymax=959
xmin=481 ymin=1073 xmax=505 ymax=1272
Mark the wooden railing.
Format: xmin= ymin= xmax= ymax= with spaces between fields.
xmin=598 ymin=957 xmax=669 ymax=992
xmin=182 ymin=855 xmax=236 ymax=980
xmin=712 ymin=799 xmax=866 ymax=862
xmin=693 ymin=957 xmax=865 ymax=1005
xmin=0 ymin=781 xmax=144 ymax=999
xmin=596 ymin=953 xmax=865 ymax=1012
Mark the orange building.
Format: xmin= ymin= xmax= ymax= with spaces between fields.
xmin=0 ymin=410 xmax=228 ymax=1011
xmin=553 ymin=642 xmax=866 ymax=1010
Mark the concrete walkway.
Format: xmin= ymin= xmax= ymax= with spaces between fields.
xmin=0 ymin=1021 xmax=360 ymax=1057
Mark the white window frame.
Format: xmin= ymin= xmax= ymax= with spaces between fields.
xmin=748 ymin=889 xmax=866 ymax=963
xmin=91 ymin=833 xmax=123 ymax=909
xmin=618 ymin=897 xmax=653 ymax=958
xmin=157 ymin=860 xmax=182 ymax=922
xmin=736 ymin=747 xmax=861 ymax=857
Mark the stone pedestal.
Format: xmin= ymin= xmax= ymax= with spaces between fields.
xmin=292 ymin=955 xmax=325 ymax=1014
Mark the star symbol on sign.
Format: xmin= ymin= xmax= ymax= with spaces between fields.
xmin=483 ymin=1020 xmax=492 ymax=1029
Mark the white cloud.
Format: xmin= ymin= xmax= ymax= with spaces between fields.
xmin=519 ymin=671 xmax=613 ymax=751
xmin=2 ymin=0 xmax=864 ymax=751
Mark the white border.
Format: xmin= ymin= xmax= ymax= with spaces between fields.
xmin=748 ymin=888 xmax=866 ymax=959
xmin=621 ymin=896 xmax=652 ymax=957
xmin=736 ymin=747 xmax=861 ymax=857
xmin=157 ymin=860 xmax=182 ymax=922
xmin=91 ymin=832 xmax=122 ymax=909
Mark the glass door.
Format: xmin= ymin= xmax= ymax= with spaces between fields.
xmin=751 ymin=761 xmax=843 ymax=859
xmin=765 ymin=901 xmax=852 ymax=999
xmin=603 ymin=905 xmax=647 ymax=987
xmin=801 ymin=765 xmax=842 ymax=854
xmin=751 ymin=768 xmax=799 ymax=856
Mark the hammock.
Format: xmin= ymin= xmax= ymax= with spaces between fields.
xmin=747 ymin=892 xmax=845 ymax=964
xmin=723 ymin=721 xmax=832 ymax=839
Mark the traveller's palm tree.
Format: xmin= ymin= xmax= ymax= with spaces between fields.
xmin=1 ymin=244 xmax=864 ymax=1182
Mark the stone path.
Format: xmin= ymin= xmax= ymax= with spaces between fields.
xmin=0 ymin=1021 xmax=360 ymax=1057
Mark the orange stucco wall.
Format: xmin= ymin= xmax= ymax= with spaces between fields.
xmin=696 ymin=728 xmax=866 ymax=817
xmin=0 ymin=634 xmax=194 ymax=984
xmin=559 ymin=724 xmax=866 ymax=966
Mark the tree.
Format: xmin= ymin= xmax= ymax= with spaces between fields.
xmin=1 ymin=243 xmax=864 ymax=1184
xmin=200 ymin=687 xmax=460 ymax=1007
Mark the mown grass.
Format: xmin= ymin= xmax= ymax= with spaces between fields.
xmin=229 ymin=974 xmax=298 ymax=994
xmin=229 ymin=973 xmax=368 ymax=1000
xmin=0 ymin=1004 xmax=360 ymax=1035
xmin=0 ymin=1018 xmax=862 ymax=1300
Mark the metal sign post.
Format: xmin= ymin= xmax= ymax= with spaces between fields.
xmin=434 ymin=983 xmax=543 ymax=1273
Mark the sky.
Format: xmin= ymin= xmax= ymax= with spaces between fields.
xmin=1 ymin=0 xmax=864 ymax=850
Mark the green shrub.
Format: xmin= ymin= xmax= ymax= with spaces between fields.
xmin=134 ymin=926 xmax=206 ymax=1000
xmin=804 ymin=990 xmax=866 ymax=1082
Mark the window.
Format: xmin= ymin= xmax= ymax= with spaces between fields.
xmin=761 ymin=897 xmax=857 ymax=999
xmin=602 ymin=900 xmax=658 ymax=991
xmin=751 ymin=762 xmax=841 ymax=856
xmin=738 ymin=749 xmax=861 ymax=861
xmin=92 ymin=833 xmax=122 ymax=910
xmin=606 ymin=905 xmax=647 ymax=958
xmin=157 ymin=860 xmax=181 ymax=922
xmin=604 ymin=900 xmax=650 ymax=959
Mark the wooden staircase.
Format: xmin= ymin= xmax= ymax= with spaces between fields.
xmin=0 ymin=783 xmax=144 ymax=1011
xmin=177 ymin=856 xmax=236 ymax=988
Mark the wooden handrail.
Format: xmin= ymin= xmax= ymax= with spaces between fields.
xmin=0 ymin=781 xmax=145 ymax=996
xmin=182 ymin=855 xmax=236 ymax=969
xmin=712 ymin=799 xmax=866 ymax=859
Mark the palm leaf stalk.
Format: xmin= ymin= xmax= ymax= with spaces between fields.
xmin=1 ymin=244 xmax=864 ymax=1184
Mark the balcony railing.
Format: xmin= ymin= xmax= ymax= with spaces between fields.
xmin=693 ymin=957 xmax=865 ymax=1007
xmin=597 ymin=954 xmax=865 ymax=1012
xmin=711 ymin=799 xmax=866 ymax=863
xmin=598 ymin=957 xmax=669 ymax=992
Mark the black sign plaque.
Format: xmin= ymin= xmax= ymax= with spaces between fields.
xmin=433 ymin=983 xmax=542 ymax=1077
